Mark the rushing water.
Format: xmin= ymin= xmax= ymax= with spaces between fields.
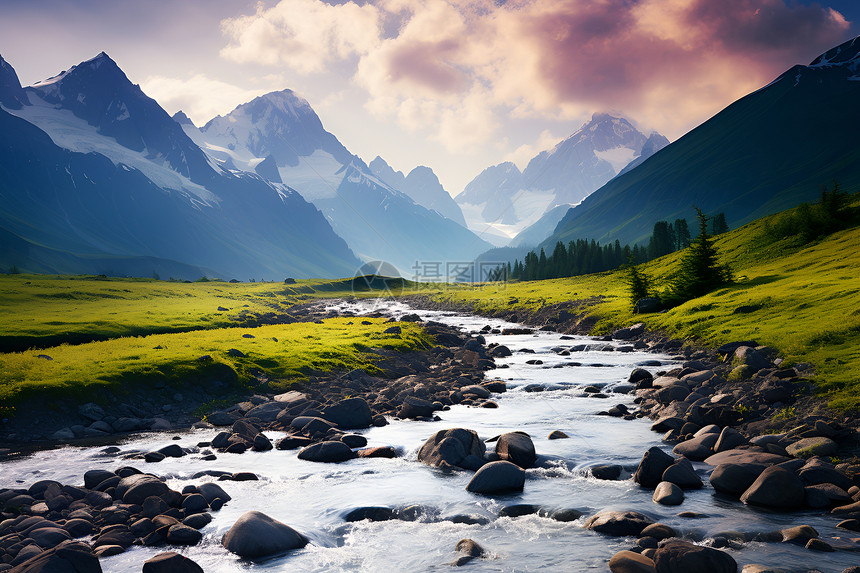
xmin=1 ymin=301 xmax=858 ymax=572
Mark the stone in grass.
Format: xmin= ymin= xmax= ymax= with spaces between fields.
xmin=785 ymin=437 xmax=838 ymax=459
xmin=222 ymin=511 xmax=308 ymax=559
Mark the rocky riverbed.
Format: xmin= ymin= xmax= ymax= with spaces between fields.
xmin=1 ymin=300 xmax=860 ymax=572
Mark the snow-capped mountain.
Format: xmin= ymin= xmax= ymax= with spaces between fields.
xmin=368 ymin=157 xmax=467 ymax=227
xmin=0 ymin=53 xmax=359 ymax=279
xmin=183 ymin=90 xmax=491 ymax=276
xmin=457 ymin=114 xmax=664 ymax=245
xmin=0 ymin=54 xmax=28 ymax=109
xmin=544 ymin=35 xmax=860 ymax=248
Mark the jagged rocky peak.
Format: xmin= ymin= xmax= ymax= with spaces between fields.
xmin=201 ymin=88 xmax=353 ymax=167
xmin=809 ymin=35 xmax=860 ymax=67
xmin=0 ymin=53 xmax=29 ymax=109
xmin=172 ymin=110 xmax=195 ymax=127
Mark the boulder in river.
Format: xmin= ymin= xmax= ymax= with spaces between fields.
xmin=740 ymin=465 xmax=805 ymax=508
xmin=673 ymin=433 xmax=718 ymax=461
xmin=584 ymin=510 xmax=653 ymax=537
xmin=662 ymin=460 xmax=702 ymax=489
xmin=466 ymin=461 xmax=525 ymax=494
xmin=608 ymin=550 xmax=657 ymax=573
xmin=222 ymin=511 xmax=308 ymax=559
xmin=652 ymin=539 xmax=736 ymax=573
xmin=495 ymin=432 xmax=536 ymax=469
xmin=321 ymin=397 xmax=372 ymax=429
xmin=143 ymin=551 xmax=205 ymax=573
xmin=652 ymin=482 xmax=684 ymax=505
xmin=418 ymin=428 xmax=485 ymax=470
xmin=634 ymin=447 xmax=675 ymax=488
xmin=709 ymin=463 xmax=766 ymax=495
xmin=297 ymin=441 xmax=355 ymax=463
xmin=10 ymin=541 xmax=100 ymax=573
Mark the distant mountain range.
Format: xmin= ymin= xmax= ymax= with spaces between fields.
xmin=456 ymin=114 xmax=668 ymax=245
xmin=543 ymin=35 xmax=860 ymax=249
xmin=0 ymin=53 xmax=491 ymax=279
xmin=181 ymin=89 xmax=490 ymax=275
xmin=0 ymin=53 xmax=358 ymax=280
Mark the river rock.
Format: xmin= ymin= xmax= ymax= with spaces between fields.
xmin=196 ymin=482 xmax=232 ymax=505
xmin=652 ymin=539 xmax=736 ymax=573
xmin=222 ymin=511 xmax=308 ymax=559
xmin=740 ymin=465 xmax=805 ymax=508
xmin=83 ymin=469 xmax=115 ymax=490
xmin=11 ymin=541 xmax=100 ymax=573
xmin=206 ymin=411 xmax=237 ymax=426
xmin=641 ymin=523 xmax=676 ymax=540
xmin=591 ymin=464 xmax=623 ymax=481
xmin=704 ymin=449 xmax=789 ymax=467
xmin=321 ymin=397 xmax=373 ymax=429
xmin=297 ymin=441 xmax=355 ymax=463
xmin=714 ymin=427 xmax=746 ymax=453
xmin=609 ymin=550 xmax=657 ymax=573
xmin=584 ymin=510 xmax=653 ymax=537
xmin=785 ymin=437 xmax=838 ymax=458
xmin=612 ymin=323 xmax=645 ymax=340
xmin=418 ymin=428 xmax=485 ymax=470
xmin=117 ymin=474 xmax=170 ymax=505
xmin=634 ymin=447 xmax=675 ymax=488
xmin=453 ymin=538 xmax=485 ymax=566
xmin=662 ymin=460 xmax=702 ymax=489
xmin=733 ymin=346 xmax=771 ymax=371
xmin=741 ymin=566 xmax=789 ymax=573
xmin=673 ymin=433 xmax=718 ymax=461
xmin=465 ymin=461 xmax=525 ymax=494
xmin=709 ymin=463 xmax=766 ymax=494
xmin=798 ymin=465 xmax=855 ymax=491
xmin=780 ymin=524 xmax=818 ymax=545
xmin=343 ymin=507 xmax=397 ymax=522
xmin=398 ymin=396 xmax=436 ymax=419
xmin=143 ymin=551 xmax=204 ymax=573
xmin=166 ymin=524 xmax=202 ymax=545
xmin=495 ymin=432 xmax=536 ymax=469
xmin=243 ymin=401 xmax=285 ymax=422
xmin=653 ymin=482 xmax=684 ymax=505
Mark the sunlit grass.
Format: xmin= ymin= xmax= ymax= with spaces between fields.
xmin=0 ymin=317 xmax=431 ymax=414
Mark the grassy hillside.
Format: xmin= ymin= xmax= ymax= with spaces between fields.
xmin=431 ymin=197 xmax=860 ymax=410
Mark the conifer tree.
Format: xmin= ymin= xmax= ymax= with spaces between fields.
xmin=672 ymin=207 xmax=732 ymax=301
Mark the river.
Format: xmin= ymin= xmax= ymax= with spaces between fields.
xmin=1 ymin=301 xmax=857 ymax=572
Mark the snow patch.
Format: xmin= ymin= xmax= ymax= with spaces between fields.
xmin=594 ymin=147 xmax=638 ymax=174
xmin=9 ymin=94 xmax=218 ymax=205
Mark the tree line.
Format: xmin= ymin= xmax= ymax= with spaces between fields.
xmin=492 ymin=211 xmax=728 ymax=282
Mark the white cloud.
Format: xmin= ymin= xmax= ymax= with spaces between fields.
xmin=140 ymin=74 xmax=272 ymax=125
xmin=220 ymin=0 xmax=383 ymax=74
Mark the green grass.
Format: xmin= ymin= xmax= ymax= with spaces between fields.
xmin=427 ymin=197 xmax=860 ymax=411
xmin=0 ymin=275 xmax=428 ymax=351
xmin=0 ymin=316 xmax=431 ymax=415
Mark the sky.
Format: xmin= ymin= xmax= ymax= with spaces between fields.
xmin=1 ymin=0 xmax=858 ymax=194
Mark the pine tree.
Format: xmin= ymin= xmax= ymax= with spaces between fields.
xmin=672 ymin=207 xmax=732 ymax=301
xmin=711 ymin=212 xmax=728 ymax=235
xmin=674 ymin=218 xmax=691 ymax=250
xmin=625 ymin=262 xmax=649 ymax=309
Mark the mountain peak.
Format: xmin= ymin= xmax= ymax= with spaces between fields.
xmin=0 ymin=53 xmax=29 ymax=109
xmin=809 ymin=35 xmax=860 ymax=67
xmin=172 ymin=110 xmax=195 ymax=127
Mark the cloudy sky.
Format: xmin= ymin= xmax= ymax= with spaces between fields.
xmin=1 ymin=0 xmax=857 ymax=194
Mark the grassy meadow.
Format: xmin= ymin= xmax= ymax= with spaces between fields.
xmin=0 ymin=276 xmax=431 ymax=416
